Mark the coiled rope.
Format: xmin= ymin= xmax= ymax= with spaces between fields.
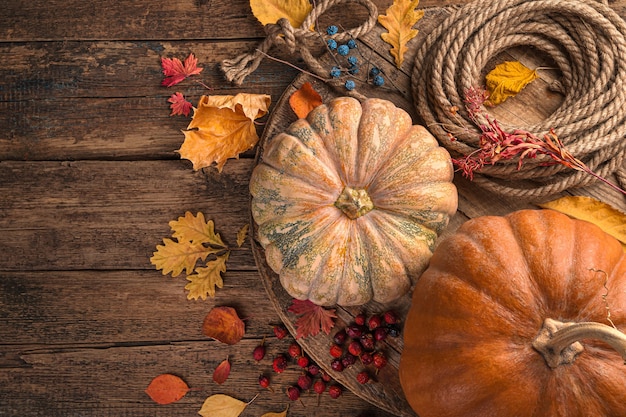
xmin=220 ymin=0 xmax=378 ymax=101
xmin=412 ymin=0 xmax=626 ymax=197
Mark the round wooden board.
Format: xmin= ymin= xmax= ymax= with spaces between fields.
xmin=247 ymin=4 xmax=620 ymax=416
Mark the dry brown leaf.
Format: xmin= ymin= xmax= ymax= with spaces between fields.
xmin=261 ymin=407 xmax=289 ymax=417
xmin=145 ymin=374 xmax=190 ymax=405
xmin=250 ymin=0 xmax=312 ymax=28
xmin=185 ymin=252 xmax=229 ymax=300
xmin=202 ymin=306 xmax=245 ymax=345
xmin=213 ymin=357 xmax=231 ymax=384
xmin=538 ymin=196 xmax=626 ymax=251
xmin=178 ymin=94 xmax=271 ymax=171
xmin=236 ymin=224 xmax=249 ymax=248
xmin=289 ymin=82 xmax=323 ymax=118
xmin=378 ymin=0 xmax=424 ymax=68
xmin=198 ymin=394 xmax=250 ymax=417
xmin=485 ymin=61 xmax=538 ymax=106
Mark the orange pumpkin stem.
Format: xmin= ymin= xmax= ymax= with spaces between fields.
xmin=334 ymin=186 xmax=374 ymax=219
xmin=533 ymin=318 xmax=626 ymax=368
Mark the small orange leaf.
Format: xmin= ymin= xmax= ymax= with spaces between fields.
xmin=289 ymin=82 xmax=323 ymax=119
xmin=202 ymin=306 xmax=245 ymax=345
xmin=213 ymin=357 xmax=231 ymax=384
xmin=145 ymin=374 xmax=190 ymax=405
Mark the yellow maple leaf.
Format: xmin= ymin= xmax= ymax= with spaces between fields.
xmin=538 ymin=196 xmax=626 ymax=252
xmin=178 ymin=94 xmax=271 ymax=171
xmin=198 ymin=394 xmax=252 ymax=417
xmin=378 ymin=0 xmax=424 ymax=68
xmin=169 ymin=211 xmax=226 ymax=247
xmin=250 ymin=0 xmax=312 ymax=28
xmin=185 ymin=252 xmax=229 ymax=300
xmin=485 ymin=61 xmax=539 ymax=106
xmin=150 ymin=238 xmax=217 ymax=277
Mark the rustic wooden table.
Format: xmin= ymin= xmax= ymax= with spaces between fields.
xmin=1 ymin=0 xmax=625 ymax=416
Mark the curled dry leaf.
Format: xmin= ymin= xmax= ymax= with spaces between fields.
xmin=145 ymin=373 xmax=190 ymax=405
xmin=178 ymin=94 xmax=271 ymax=171
xmin=485 ymin=61 xmax=538 ymax=106
xmin=289 ymin=82 xmax=323 ymax=119
xmin=202 ymin=306 xmax=245 ymax=345
xmin=198 ymin=394 xmax=252 ymax=417
xmin=213 ymin=357 xmax=231 ymax=384
xmin=378 ymin=0 xmax=425 ymax=68
xmin=538 ymin=196 xmax=626 ymax=251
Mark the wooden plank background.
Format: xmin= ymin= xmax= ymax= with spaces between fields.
xmin=1 ymin=0 xmax=625 ymax=416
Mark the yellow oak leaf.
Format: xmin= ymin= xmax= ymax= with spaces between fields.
xmin=185 ymin=252 xmax=229 ymax=300
xmin=236 ymin=224 xmax=249 ymax=248
xmin=179 ymin=94 xmax=271 ymax=171
xmin=150 ymin=238 xmax=217 ymax=277
xmin=485 ymin=61 xmax=539 ymax=106
xmin=169 ymin=211 xmax=226 ymax=247
xmin=250 ymin=0 xmax=312 ymax=28
xmin=378 ymin=0 xmax=424 ymax=68
xmin=198 ymin=394 xmax=253 ymax=417
xmin=538 ymin=196 xmax=626 ymax=252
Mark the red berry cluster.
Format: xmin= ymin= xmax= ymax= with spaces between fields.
xmin=255 ymin=324 xmax=344 ymax=402
xmin=328 ymin=310 xmax=400 ymax=384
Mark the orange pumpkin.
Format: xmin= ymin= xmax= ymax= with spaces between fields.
xmin=400 ymin=209 xmax=626 ymax=417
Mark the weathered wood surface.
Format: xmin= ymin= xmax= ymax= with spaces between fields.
xmin=2 ymin=0 xmax=626 ymax=416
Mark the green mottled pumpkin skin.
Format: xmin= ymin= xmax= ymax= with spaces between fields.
xmin=250 ymin=97 xmax=457 ymax=306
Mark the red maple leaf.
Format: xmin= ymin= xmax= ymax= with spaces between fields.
xmin=287 ymin=299 xmax=337 ymax=339
xmin=161 ymin=53 xmax=203 ymax=87
xmin=167 ymin=92 xmax=193 ymax=117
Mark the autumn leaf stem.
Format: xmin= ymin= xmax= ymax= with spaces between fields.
xmin=255 ymin=49 xmax=330 ymax=83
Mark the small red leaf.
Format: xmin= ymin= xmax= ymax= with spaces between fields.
xmin=287 ymin=299 xmax=337 ymax=339
xmin=161 ymin=53 xmax=204 ymax=87
xmin=213 ymin=357 xmax=231 ymax=384
xmin=202 ymin=306 xmax=245 ymax=345
xmin=168 ymin=92 xmax=193 ymax=117
xmin=145 ymin=373 xmax=190 ymax=405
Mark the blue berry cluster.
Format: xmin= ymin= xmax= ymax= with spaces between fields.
xmin=324 ymin=25 xmax=385 ymax=91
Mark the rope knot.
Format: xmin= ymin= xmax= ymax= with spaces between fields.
xmin=267 ymin=18 xmax=298 ymax=54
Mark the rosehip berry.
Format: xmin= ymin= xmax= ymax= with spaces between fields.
xmin=314 ymin=379 xmax=327 ymax=394
xmin=360 ymin=332 xmax=375 ymax=351
xmin=258 ymin=374 xmax=270 ymax=389
xmin=297 ymin=355 xmax=310 ymax=368
xmin=321 ymin=371 xmax=332 ymax=382
xmin=341 ymin=353 xmax=357 ymax=368
xmin=346 ymin=324 xmax=364 ymax=339
xmin=273 ymin=324 xmax=288 ymax=339
xmin=360 ymin=351 xmax=373 ymax=365
xmin=272 ymin=355 xmax=288 ymax=373
xmin=253 ymin=344 xmax=266 ymax=361
xmin=354 ymin=313 xmax=366 ymax=326
xmin=356 ymin=371 xmax=370 ymax=384
xmin=368 ymin=314 xmax=383 ymax=330
xmin=373 ymin=351 xmax=388 ymax=369
xmin=328 ymin=384 xmax=343 ymax=399
xmin=333 ymin=329 xmax=348 ymax=345
xmin=329 ymin=343 xmax=343 ymax=358
xmin=308 ymin=364 xmax=321 ymax=376
xmin=288 ymin=342 xmax=302 ymax=358
xmin=383 ymin=310 xmax=399 ymax=325
xmin=330 ymin=358 xmax=344 ymax=372
xmin=373 ymin=326 xmax=388 ymax=342
xmin=348 ymin=340 xmax=363 ymax=356
xmin=297 ymin=374 xmax=312 ymax=390
xmin=287 ymin=386 xmax=301 ymax=401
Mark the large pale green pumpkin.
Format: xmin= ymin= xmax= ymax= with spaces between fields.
xmin=250 ymin=97 xmax=457 ymax=306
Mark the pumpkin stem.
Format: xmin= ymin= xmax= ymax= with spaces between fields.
xmin=533 ymin=318 xmax=626 ymax=368
xmin=334 ymin=186 xmax=374 ymax=219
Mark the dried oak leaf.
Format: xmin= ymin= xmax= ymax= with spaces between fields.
xmin=485 ymin=61 xmax=538 ymax=106
xmin=538 ymin=196 xmax=626 ymax=251
xmin=213 ymin=357 xmax=231 ymax=384
xmin=289 ymin=82 xmax=323 ymax=119
xmin=178 ymin=94 xmax=271 ymax=171
xmin=198 ymin=394 xmax=253 ymax=417
xmin=378 ymin=0 xmax=425 ymax=68
xmin=161 ymin=53 xmax=203 ymax=87
xmin=145 ymin=374 xmax=190 ymax=405
xmin=168 ymin=92 xmax=193 ymax=117
xmin=288 ymin=299 xmax=337 ymax=339
xmin=150 ymin=238 xmax=216 ymax=277
xmin=170 ymin=211 xmax=227 ymax=247
xmin=250 ymin=0 xmax=312 ymax=28
xmin=185 ymin=252 xmax=229 ymax=300
xmin=202 ymin=306 xmax=245 ymax=345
